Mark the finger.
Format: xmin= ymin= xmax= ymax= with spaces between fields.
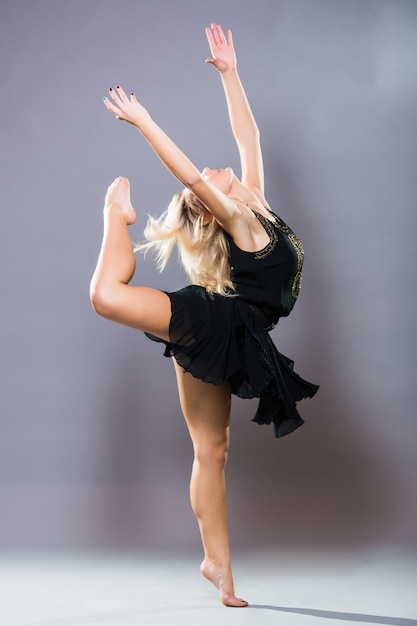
xmin=211 ymin=23 xmax=222 ymax=45
xmin=227 ymin=29 xmax=233 ymax=46
xmin=102 ymin=96 xmax=122 ymax=116
xmin=205 ymin=26 xmax=215 ymax=49
xmin=115 ymin=84 xmax=130 ymax=103
xmin=108 ymin=87 xmax=122 ymax=104
xmin=130 ymin=92 xmax=138 ymax=102
xmin=213 ymin=23 xmax=227 ymax=45
xmin=216 ymin=24 xmax=227 ymax=44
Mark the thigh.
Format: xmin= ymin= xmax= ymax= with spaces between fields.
xmin=172 ymin=360 xmax=231 ymax=447
xmin=103 ymin=285 xmax=171 ymax=341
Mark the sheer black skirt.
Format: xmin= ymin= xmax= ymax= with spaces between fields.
xmin=146 ymin=285 xmax=318 ymax=438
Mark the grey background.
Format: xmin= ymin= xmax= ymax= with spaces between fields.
xmin=0 ymin=0 xmax=416 ymax=553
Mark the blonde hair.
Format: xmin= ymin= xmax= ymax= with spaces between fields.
xmin=135 ymin=190 xmax=235 ymax=296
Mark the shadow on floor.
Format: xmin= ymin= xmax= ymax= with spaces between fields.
xmin=249 ymin=605 xmax=417 ymax=626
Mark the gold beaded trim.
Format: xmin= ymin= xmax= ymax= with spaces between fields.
xmin=253 ymin=212 xmax=279 ymax=260
xmin=285 ymin=230 xmax=304 ymax=298
xmin=254 ymin=212 xmax=305 ymax=299
xmin=231 ymin=199 xmax=305 ymax=300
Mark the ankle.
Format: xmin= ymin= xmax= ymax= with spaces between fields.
xmin=202 ymin=555 xmax=228 ymax=567
xmin=104 ymin=202 xmax=124 ymax=215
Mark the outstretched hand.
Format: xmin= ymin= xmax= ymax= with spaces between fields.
xmin=103 ymin=85 xmax=151 ymax=126
xmin=205 ymin=23 xmax=236 ymax=73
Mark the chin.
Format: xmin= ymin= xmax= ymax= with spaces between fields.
xmin=227 ymin=168 xmax=236 ymax=191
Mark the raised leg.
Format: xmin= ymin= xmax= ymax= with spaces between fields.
xmin=90 ymin=177 xmax=171 ymax=338
xmin=173 ymin=360 xmax=248 ymax=608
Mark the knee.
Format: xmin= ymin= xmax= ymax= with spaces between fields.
xmin=89 ymin=279 xmax=116 ymax=318
xmin=194 ymin=440 xmax=229 ymax=470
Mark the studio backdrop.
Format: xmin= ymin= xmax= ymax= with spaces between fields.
xmin=0 ymin=0 xmax=416 ymax=552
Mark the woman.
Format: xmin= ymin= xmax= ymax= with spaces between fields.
xmin=91 ymin=23 xmax=318 ymax=608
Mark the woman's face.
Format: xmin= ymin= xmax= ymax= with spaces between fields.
xmin=202 ymin=167 xmax=234 ymax=194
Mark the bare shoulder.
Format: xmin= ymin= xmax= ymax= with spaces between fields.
xmin=247 ymin=184 xmax=271 ymax=211
xmin=225 ymin=196 xmax=274 ymax=253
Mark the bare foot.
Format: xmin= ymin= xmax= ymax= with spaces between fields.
xmin=104 ymin=177 xmax=136 ymax=225
xmin=200 ymin=558 xmax=248 ymax=608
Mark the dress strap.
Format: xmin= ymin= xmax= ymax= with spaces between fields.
xmin=251 ymin=210 xmax=279 ymax=260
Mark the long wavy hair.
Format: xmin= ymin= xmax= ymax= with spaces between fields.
xmin=135 ymin=189 xmax=235 ymax=296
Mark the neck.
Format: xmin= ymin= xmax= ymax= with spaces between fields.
xmin=230 ymin=196 xmax=250 ymax=207
xmin=227 ymin=176 xmax=248 ymax=199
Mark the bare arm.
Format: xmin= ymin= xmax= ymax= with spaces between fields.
xmin=206 ymin=24 xmax=265 ymax=197
xmin=103 ymin=86 xmax=241 ymax=228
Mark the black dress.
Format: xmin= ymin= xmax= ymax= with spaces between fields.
xmin=146 ymin=210 xmax=319 ymax=438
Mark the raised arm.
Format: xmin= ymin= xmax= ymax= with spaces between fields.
xmin=103 ymin=86 xmax=240 ymax=228
xmin=205 ymin=24 xmax=265 ymax=197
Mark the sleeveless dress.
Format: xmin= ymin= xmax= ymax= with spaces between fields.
xmin=146 ymin=210 xmax=319 ymax=438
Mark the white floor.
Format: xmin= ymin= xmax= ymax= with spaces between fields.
xmin=1 ymin=546 xmax=416 ymax=626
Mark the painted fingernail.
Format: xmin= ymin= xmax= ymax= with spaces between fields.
xmin=109 ymin=87 xmax=113 ymax=91
xmin=116 ymin=85 xmax=120 ymax=89
xmin=102 ymin=96 xmax=107 ymax=101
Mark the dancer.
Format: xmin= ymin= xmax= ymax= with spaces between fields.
xmin=91 ymin=23 xmax=318 ymax=607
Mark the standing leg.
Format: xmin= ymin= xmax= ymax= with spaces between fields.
xmin=173 ymin=361 xmax=248 ymax=608
xmin=90 ymin=177 xmax=171 ymax=338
